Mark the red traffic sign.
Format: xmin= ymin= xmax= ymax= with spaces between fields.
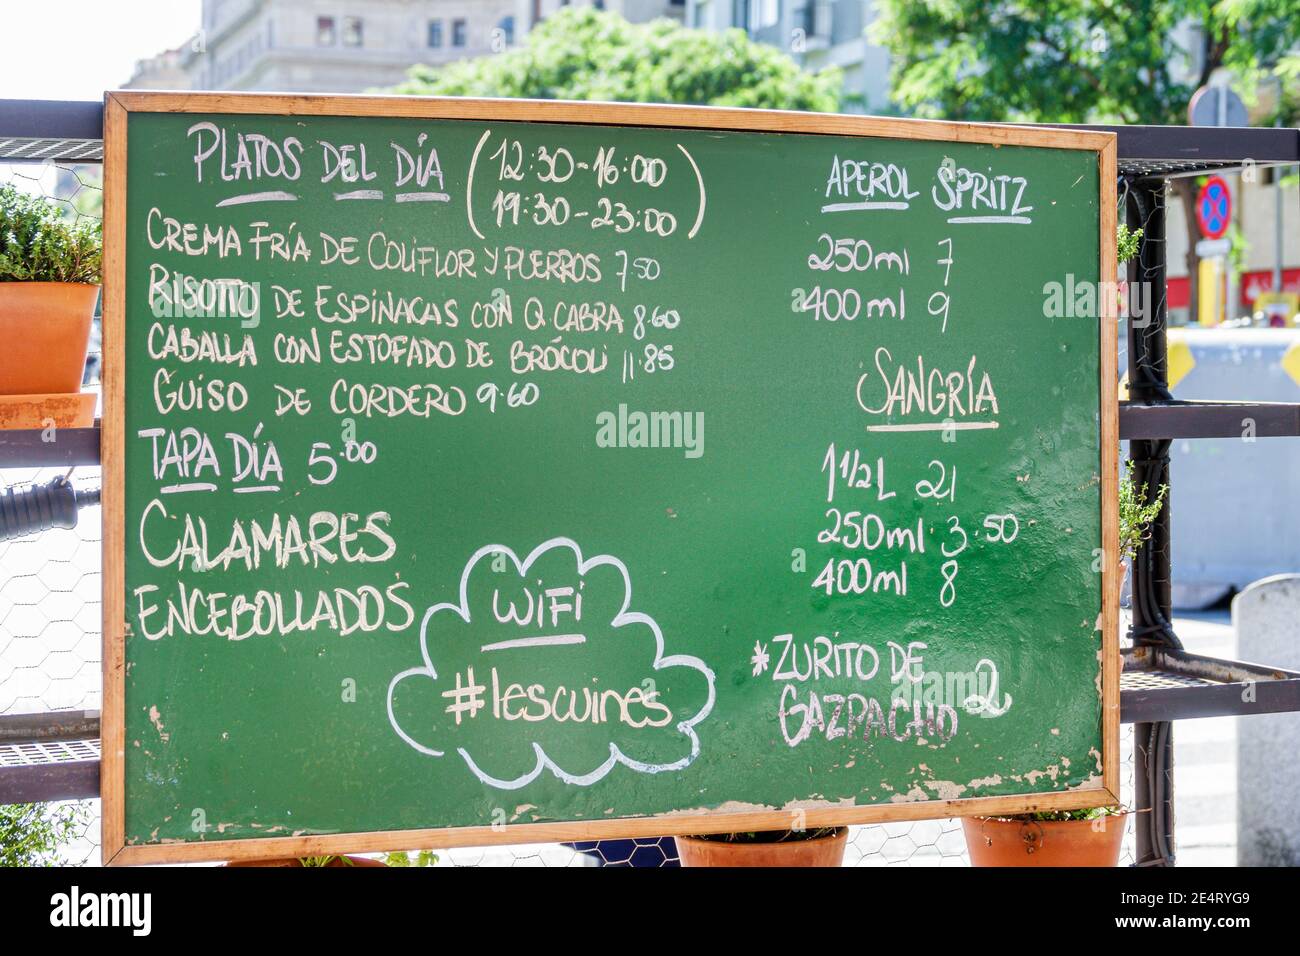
xmin=1196 ymin=176 xmax=1231 ymax=239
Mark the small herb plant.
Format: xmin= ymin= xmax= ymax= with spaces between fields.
xmin=0 ymin=184 xmax=102 ymax=283
xmin=1117 ymin=223 xmax=1142 ymax=265
xmin=385 ymin=849 xmax=439 ymax=867
xmin=694 ymin=827 xmax=841 ymax=844
xmin=1118 ymin=460 xmax=1168 ymax=564
xmin=294 ymin=850 xmax=439 ymax=866
xmin=1013 ymin=805 xmax=1123 ymax=824
xmin=1029 ymin=805 xmax=1122 ymax=822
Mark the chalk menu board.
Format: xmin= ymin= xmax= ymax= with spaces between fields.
xmin=102 ymin=93 xmax=1119 ymax=864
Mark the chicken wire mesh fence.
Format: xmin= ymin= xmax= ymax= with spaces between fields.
xmin=0 ymin=157 xmax=1140 ymax=868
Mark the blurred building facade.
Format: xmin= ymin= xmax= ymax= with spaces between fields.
xmin=685 ymin=1 xmax=889 ymax=112
xmin=126 ymin=0 xmax=521 ymax=92
xmin=125 ymin=1 xmax=869 ymax=101
xmin=523 ymin=1 xmax=686 ymax=24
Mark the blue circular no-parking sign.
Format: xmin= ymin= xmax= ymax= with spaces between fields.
xmin=1196 ymin=176 xmax=1231 ymax=239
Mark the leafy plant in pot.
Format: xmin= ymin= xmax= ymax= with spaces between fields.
xmin=674 ymin=826 xmax=849 ymax=867
xmin=224 ymin=849 xmax=437 ymax=867
xmin=225 ymin=854 xmax=389 ymax=868
xmin=962 ymin=806 xmax=1126 ymax=867
xmin=0 ymin=185 xmax=102 ymax=412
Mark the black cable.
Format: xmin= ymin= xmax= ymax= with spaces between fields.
xmin=1126 ymin=184 xmax=1174 ymax=402
xmin=0 ymin=476 xmax=100 ymax=541
xmin=1127 ymin=440 xmax=1181 ymax=649
xmin=1141 ymin=722 xmax=1177 ymax=866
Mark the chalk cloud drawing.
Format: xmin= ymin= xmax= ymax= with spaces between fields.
xmin=387 ymin=537 xmax=716 ymax=790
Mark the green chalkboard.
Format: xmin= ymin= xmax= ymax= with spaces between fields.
xmin=103 ymin=94 xmax=1119 ymax=863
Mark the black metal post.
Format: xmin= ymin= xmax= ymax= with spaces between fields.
xmin=1126 ymin=179 xmax=1178 ymax=866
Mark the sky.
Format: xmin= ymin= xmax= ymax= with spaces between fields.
xmin=1 ymin=0 xmax=202 ymax=101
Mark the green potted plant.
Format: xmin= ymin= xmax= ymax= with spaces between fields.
xmin=0 ymin=184 xmax=101 ymax=415
xmin=224 ymin=854 xmax=390 ymax=868
xmin=674 ymin=826 xmax=849 ymax=867
xmin=224 ymin=849 xmax=437 ymax=867
xmin=962 ymin=806 xmax=1126 ymax=867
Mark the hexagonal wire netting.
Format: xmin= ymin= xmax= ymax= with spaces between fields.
xmin=0 ymin=158 xmax=1137 ymax=868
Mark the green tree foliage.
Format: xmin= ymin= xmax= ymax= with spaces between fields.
xmin=873 ymin=0 xmax=1300 ymax=123
xmin=0 ymin=802 xmax=87 ymax=866
xmin=390 ymin=8 xmax=842 ymax=112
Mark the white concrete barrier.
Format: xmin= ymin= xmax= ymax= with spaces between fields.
xmin=1234 ymin=573 xmax=1300 ymax=866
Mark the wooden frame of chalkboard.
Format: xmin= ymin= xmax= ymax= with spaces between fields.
xmin=101 ymin=91 xmax=1119 ymax=865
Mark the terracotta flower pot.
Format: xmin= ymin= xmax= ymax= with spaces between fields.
xmin=223 ymin=855 xmax=387 ymax=867
xmin=0 ymin=282 xmax=99 ymax=395
xmin=963 ymin=814 xmax=1126 ymax=867
xmin=0 ymin=392 xmax=96 ymax=430
xmin=674 ymin=828 xmax=848 ymax=867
